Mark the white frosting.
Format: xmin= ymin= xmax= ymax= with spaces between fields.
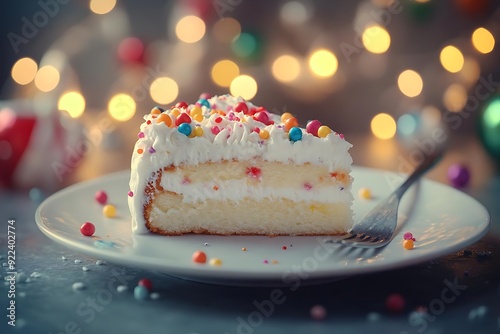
xmin=129 ymin=94 xmax=353 ymax=234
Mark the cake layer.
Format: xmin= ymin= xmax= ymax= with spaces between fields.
xmin=146 ymin=192 xmax=351 ymax=236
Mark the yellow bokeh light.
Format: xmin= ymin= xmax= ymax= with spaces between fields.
xmin=472 ymin=27 xmax=495 ymax=54
xmin=308 ymin=49 xmax=338 ymax=78
xmin=89 ymin=0 xmax=116 ymax=15
xmin=397 ymin=69 xmax=423 ymax=98
xmin=371 ymin=113 xmax=396 ymax=140
xmin=440 ymin=45 xmax=464 ymax=73
xmin=58 ymin=92 xmax=86 ymax=118
xmin=230 ymin=75 xmax=258 ymax=100
xmin=362 ymin=25 xmax=391 ymax=54
xmin=272 ymin=55 xmax=301 ymax=83
xmin=443 ymin=84 xmax=467 ymax=112
xmin=11 ymin=57 xmax=38 ymax=85
xmin=108 ymin=93 xmax=136 ymax=121
xmin=212 ymin=18 xmax=241 ymax=43
xmin=34 ymin=65 xmax=60 ymax=92
xmin=149 ymin=77 xmax=179 ymax=105
xmin=460 ymin=57 xmax=480 ymax=83
xmin=175 ymin=15 xmax=206 ymax=43
xmin=211 ymin=60 xmax=240 ymax=87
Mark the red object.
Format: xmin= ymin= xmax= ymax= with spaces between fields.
xmin=385 ymin=293 xmax=406 ymax=313
xmin=192 ymin=251 xmax=207 ymax=263
xmin=234 ymin=102 xmax=248 ymax=114
xmin=80 ymin=222 xmax=95 ymax=237
xmin=306 ymin=120 xmax=322 ymax=137
xmin=138 ymin=278 xmax=153 ymax=291
xmin=176 ymin=101 xmax=188 ymax=109
xmin=215 ymin=117 xmax=222 ymax=123
xmin=246 ymin=167 xmax=262 ymax=179
xmin=253 ymin=111 xmax=269 ymax=125
xmin=117 ymin=37 xmax=145 ymax=65
xmin=94 ymin=190 xmax=108 ymax=205
xmin=282 ymin=246 xmax=287 ymax=250
xmin=175 ymin=113 xmax=192 ymax=126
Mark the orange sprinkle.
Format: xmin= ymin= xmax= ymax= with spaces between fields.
xmin=171 ymin=108 xmax=181 ymax=117
xmin=150 ymin=107 xmax=162 ymax=115
xmin=213 ymin=185 xmax=219 ymax=191
xmin=218 ymin=110 xmax=226 ymax=116
xmin=157 ymin=114 xmax=172 ymax=127
xmin=271 ymin=260 xmax=279 ymax=264
xmin=242 ymin=247 xmax=247 ymax=251
xmin=137 ymin=148 xmax=144 ymax=154
xmin=281 ymin=112 xmax=294 ymax=123
xmin=402 ymin=239 xmax=414 ymax=250
xmin=192 ymin=251 xmax=207 ymax=263
xmin=284 ymin=117 xmax=299 ymax=132
xmin=259 ymin=129 xmax=270 ymax=139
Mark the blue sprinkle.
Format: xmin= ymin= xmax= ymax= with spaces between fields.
xmin=134 ymin=285 xmax=149 ymax=300
xmin=29 ymin=188 xmax=44 ymax=203
xmin=197 ymin=99 xmax=211 ymax=109
xmin=178 ymin=123 xmax=192 ymax=136
xmin=289 ymin=127 xmax=302 ymax=142
xmin=94 ymin=240 xmax=116 ymax=249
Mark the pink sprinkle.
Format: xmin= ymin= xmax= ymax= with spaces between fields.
xmin=128 ymin=191 xmax=134 ymax=197
xmin=339 ymin=134 xmax=345 ymax=140
xmin=253 ymin=127 xmax=260 ymax=133
xmin=403 ymin=232 xmax=413 ymax=240
xmin=138 ymin=132 xmax=145 ymax=138
xmin=310 ymin=305 xmax=327 ymax=320
xmin=148 ymin=147 xmax=156 ymax=153
xmin=304 ymin=183 xmax=313 ymax=191
xmin=263 ymin=260 xmax=269 ymax=264
xmin=211 ymin=126 xmax=220 ymax=135
xmin=182 ymin=177 xmax=191 ymax=185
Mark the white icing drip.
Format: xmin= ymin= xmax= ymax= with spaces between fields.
xmin=128 ymin=94 xmax=353 ymax=234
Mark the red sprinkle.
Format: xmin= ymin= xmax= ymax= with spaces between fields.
xmin=94 ymin=190 xmax=108 ymax=205
xmin=138 ymin=278 xmax=153 ymax=291
xmin=304 ymin=183 xmax=313 ymax=191
xmin=234 ymin=102 xmax=248 ymax=114
xmin=192 ymin=251 xmax=207 ymax=264
xmin=282 ymin=246 xmax=287 ymax=250
xmin=146 ymin=120 xmax=152 ymax=125
xmin=246 ymin=167 xmax=262 ymax=179
xmin=253 ymin=111 xmax=269 ymax=125
xmin=215 ymin=116 xmax=223 ymax=123
xmin=80 ymin=222 xmax=95 ymax=237
xmin=128 ymin=191 xmax=134 ymax=197
xmin=385 ymin=293 xmax=406 ymax=313
xmin=211 ymin=126 xmax=220 ymax=135
xmin=175 ymin=113 xmax=192 ymax=126
xmin=253 ymin=127 xmax=260 ymax=133
xmin=175 ymin=101 xmax=188 ymax=109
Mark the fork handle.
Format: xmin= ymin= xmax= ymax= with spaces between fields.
xmin=393 ymin=150 xmax=443 ymax=199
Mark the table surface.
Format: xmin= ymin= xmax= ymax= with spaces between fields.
xmin=1 ymin=134 xmax=499 ymax=334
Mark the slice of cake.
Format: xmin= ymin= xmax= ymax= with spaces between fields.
xmin=128 ymin=94 xmax=353 ymax=236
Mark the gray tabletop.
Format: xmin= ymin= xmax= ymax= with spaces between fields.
xmin=1 ymin=134 xmax=499 ymax=334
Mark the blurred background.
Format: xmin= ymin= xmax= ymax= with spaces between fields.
xmin=1 ymin=0 xmax=500 ymax=191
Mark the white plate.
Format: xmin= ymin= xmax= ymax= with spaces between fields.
xmin=35 ymin=167 xmax=490 ymax=286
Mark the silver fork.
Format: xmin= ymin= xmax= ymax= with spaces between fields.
xmin=330 ymin=150 xmax=443 ymax=248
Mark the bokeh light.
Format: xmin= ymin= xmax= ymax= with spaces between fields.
xmin=175 ymin=16 xmax=206 ymax=43
xmin=440 ymin=46 xmax=464 ymax=73
xmin=397 ymin=70 xmax=423 ymax=97
xmin=231 ymin=32 xmax=258 ymax=58
xmin=34 ymin=65 xmax=60 ymax=92
xmin=371 ymin=113 xmax=396 ymax=139
xmin=58 ymin=92 xmax=86 ymax=118
xmin=460 ymin=57 xmax=480 ymax=84
xmin=272 ymin=55 xmax=300 ymax=83
xmin=362 ymin=25 xmax=391 ymax=54
xmin=11 ymin=57 xmax=38 ymax=85
xmin=213 ymin=18 xmax=241 ymax=43
xmin=89 ymin=0 xmax=116 ymax=15
xmin=108 ymin=93 xmax=136 ymax=121
xmin=472 ymin=27 xmax=495 ymax=54
xmin=421 ymin=105 xmax=442 ymax=127
xmin=308 ymin=49 xmax=338 ymax=78
xmin=211 ymin=60 xmax=240 ymax=87
xmin=149 ymin=77 xmax=179 ymax=104
xmin=483 ymin=99 xmax=500 ymax=128
xmin=280 ymin=1 xmax=311 ymax=25
xmin=397 ymin=113 xmax=419 ymax=136
xmin=230 ymin=75 xmax=258 ymax=100
xmin=443 ymin=84 xmax=467 ymax=112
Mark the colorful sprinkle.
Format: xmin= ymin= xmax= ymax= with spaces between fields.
xmin=80 ymin=222 xmax=95 ymax=237
xmin=234 ymin=102 xmax=248 ymax=114
xmin=242 ymin=247 xmax=247 ymax=251
xmin=209 ymin=258 xmax=222 ymax=266
xmin=304 ymin=183 xmax=313 ymax=190
xmin=282 ymin=246 xmax=287 ymax=250
xmin=134 ymin=285 xmax=149 ymax=300
xmin=171 ymin=108 xmax=181 ymax=117
xmin=198 ymin=98 xmax=211 ymax=109
xmin=199 ymin=92 xmax=211 ymax=100
xmin=175 ymin=113 xmax=192 ymax=126
xmin=192 ymin=251 xmax=207 ymax=264
xmin=137 ymin=148 xmax=144 ymax=154
xmin=193 ymin=126 xmax=204 ymax=137
xmin=402 ymin=239 xmax=414 ymax=250
xmin=193 ymin=113 xmax=204 ymax=122
xmin=310 ymin=305 xmax=327 ymax=320
xmin=138 ymin=278 xmax=153 ymax=291
xmin=284 ymin=117 xmax=299 ymax=132
xmin=211 ymin=126 xmax=220 ymax=135
xmin=448 ymin=164 xmax=470 ymax=188
xmin=156 ymin=113 xmax=172 ymax=127
xmin=148 ymin=147 xmax=156 ymax=153
xmin=128 ymin=191 xmax=134 ymax=197
xmin=94 ymin=190 xmax=108 ymax=205
xmin=289 ymin=127 xmax=302 ymax=142
xmin=259 ymin=129 xmax=270 ymax=139
xmin=246 ymin=166 xmax=262 ymax=179
xmin=215 ymin=116 xmax=223 ymax=123
xmin=306 ymin=120 xmax=322 ymax=137
xmin=190 ymin=105 xmax=202 ymax=117
xmin=178 ymin=123 xmax=192 ymax=136
xmin=175 ymin=101 xmax=188 ymax=109
xmin=253 ymin=111 xmax=269 ymax=125
xmin=403 ymin=232 xmax=415 ymax=241
xmin=358 ymin=188 xmax=372 ymax=199
xmin=271 ymin=260 xmax=279 ymax=264
xmin=263 ymin=260 xmax=269 ymax=264
xmin=281 ymin=112 xmax=294 ymax=123
xmin=103 ymin=204 xmax=116 ymax=218
xmin=150 ymin=106 xmax=164 ymax=115
xmin=138 ymin=132 xmax=145 ymax=138
xmin=318 ymin=126 xmax=332 ymax=138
